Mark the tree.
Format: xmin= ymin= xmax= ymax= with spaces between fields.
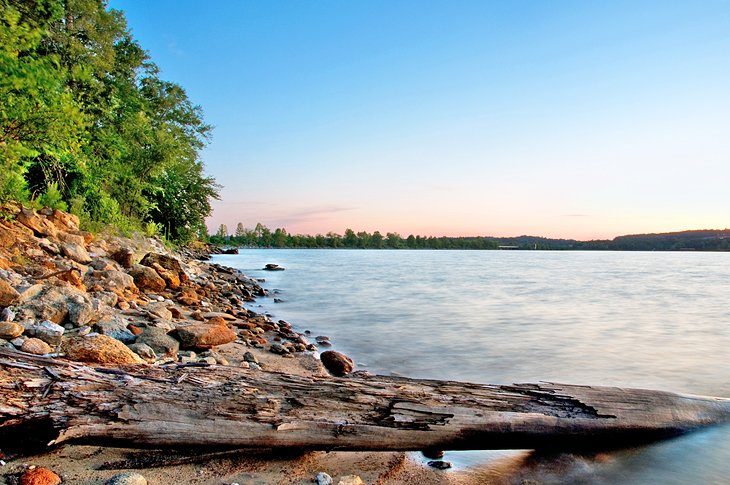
xmin=216 ymin=224 xmax=228 ymax=239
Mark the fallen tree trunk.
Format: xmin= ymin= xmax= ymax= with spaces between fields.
xmin=2 ymin=348 xmax=730 ymax=452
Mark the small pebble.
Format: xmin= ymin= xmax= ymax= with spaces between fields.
xmin=105 ymin=471 xmax=148 ymax=485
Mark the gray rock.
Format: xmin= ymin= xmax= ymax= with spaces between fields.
xmin=95 ymin=316 xmax=135 ymax=344
xmin=16 ymin=284 xmax=94 ymax=326
xmin=315 ymin=472 xmax=333 ymax=485
xmin=0 ymin=308 xmax=15 ymax=322
xmin=200 ymin=350 xmax=229 ymax=365
xmin=427 ymin=460 xmax=452 ymax=470
xmin=269 ymin=343 xmax=289 ymax=355
xmin=146 ymin=302 xmax=172 ymax=321
xmin=61 ymin=241 xmax=92 ymax=264
xmin=105 ymin=472 xmax=148 ymax=485
xmin=26 ymin=320 xmax=65 ymax=346
xmin=136 ymin=327 xmax=179 ymax=357
xmin=128 ymin=342 xmax=157 ymax=361
xmin=85 ymin=270 xmax=135 ymax=295
xmin=0 ymin=338 xmax=14 ymax=349
xmin=243 ymin=351 xmax=259 ymax=364
xmin=314 ymin=472 xmax=332 ymax=485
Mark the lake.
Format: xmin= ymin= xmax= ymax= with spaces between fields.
xmin=212 ymin=249 xmax=730 ymax=484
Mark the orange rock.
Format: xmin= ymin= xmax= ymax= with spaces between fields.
xmin=0 ymin=278 xmax=20 ymax=306
xmin=176 ymin=322 xmax=237 ymax=349
xmin=21 ymin=338 xmax=53 ymax=355
xmin=20 ymin=466 xmax=62 ymax=485
xmin=207 ymin=316 xmax=228 ymax=326
xmin=61 ymin=334 xmax=145 ymax=365
xmin=128 ymin=325 xmax=144 ymax=336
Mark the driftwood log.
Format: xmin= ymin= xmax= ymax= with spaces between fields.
xmin=2 ymin=347 xmax=730 ymax=453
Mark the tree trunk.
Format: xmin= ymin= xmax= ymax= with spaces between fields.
xmin=2 ymin=348 xmax=729 ymax=452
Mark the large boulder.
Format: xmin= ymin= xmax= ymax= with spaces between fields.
xmin=136 ymin=327 xmax=179 ymax=357
xmin=0 ymin=278 xmax=20 ymax=306
xmin=16 ymin=284 xmax=95 ymax=325
xmin=174 ymin=321 xmax=237 ymax=349
xmin=16 ymin=206 xmax=57 ymax=238
xmin=85 ymin=270 xmax=137 ymax=297
xmin=62 ymin=334 xmax=144 ymax=365
xmin=128 ymin=264 xmax=166 ymax=293
xmin=140 ymin=253 xmax=188 ymax=285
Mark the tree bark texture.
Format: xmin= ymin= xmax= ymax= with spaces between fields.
xmin=2 ymin=348 xmax=729 ymax=452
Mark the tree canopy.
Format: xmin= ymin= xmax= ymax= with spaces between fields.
xmin=0 ymin=0 xmax=219 ymax=242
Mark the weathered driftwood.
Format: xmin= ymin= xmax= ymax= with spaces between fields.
xmin=2 ymin=347 xmax=730 ymax=452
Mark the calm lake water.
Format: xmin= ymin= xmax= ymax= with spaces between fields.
xmin=213 ymin=249 xmax=730 ymax=484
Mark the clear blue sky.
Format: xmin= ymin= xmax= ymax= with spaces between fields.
xmin=109 ymin=0 xmax=730 ymax=239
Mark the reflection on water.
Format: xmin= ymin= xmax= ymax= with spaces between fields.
xmin=214 ymin=250 xmax=730 ymax=483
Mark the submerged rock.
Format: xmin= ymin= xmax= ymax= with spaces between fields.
xmin=262 ymin=263 xmax=285 ymax=271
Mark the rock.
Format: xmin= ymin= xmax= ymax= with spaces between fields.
xmin=136 ymin=327 xmax=179 ymax=357
xmin=25 ymin=320 xmax=65 ymax=345
xmin=243 ymin=351 xmax=259 ymax=364
xmin=20 ymin=467 xmax=62 ymax=485
xmin=55 ymin=268 xmax=86 ymax=290
xmin=145 ymin=301 xmax=172 ymax=321
xmin=315 ymin=472 xmax=333 ymax=485
xmin=320 ymin=350 xmax=354 ymax=377
xmin=262 ymin=263 xmax=285 ymax=271
xmin=175 ymin=321 xmax=237 ymax=349
xmin=85 ymin=270 xmax=137 ymax=297
xmin=60 ymin=241 xmax=92 ymax=264
xmin=0 ymin=278 xmax=20 ymax=306
xmin=10 ymin=336 xmax=26 ymax=347
xmin=62 ymin=334 xmax=145 ymax=365
xmin=16 ymin=284 xmax=94 ymax=325
xmin=57 ymin=231 xmax=86 ymax=246
xmin=21 ymin=337 xmax=52 ymax=355
xmin=48 ymin=208 xmax=80 ymax=231
xmin=95 ymin=316 xmax=136 ymax=344
xmin=0 ymin=321 xmax=24 ymax=339
xmin=422 ymin=449 xmax=445 ymax=459
xmin=128 ymin=342 xmax=157 ymax=362
xmin=0 ymin=338 xmax=13 ymax=348
xmin=16 ymin=206 xmax=58 ymax=238
xmin=0 ymin=307 xmax=15 ymax=321
xmin=427 ymin=460 xmax=453 ymax=470
xmin=149 ymin=262 xmax=180 ymax=289
xmin=269 ymin=343 xmax=289 ymax=355
xmin=128 ymin=264 xmax=166 ymax=292
xmin=105 ymin=472 xmax=148 ymax=485
xmin=168 ymin=306 xmax=183 ymax=319
xmin=336 ymin=476 xmax=364 ymax=485
xmin=199 ymin=350 xmax=229 ymax=365
xmin=140 ymin=253 xmax=188 ymax=285
xmin=93 ymin=291 xmax=119 ymax=308
xmin=67 ymin=293 xmax=95 ymax=326
xmin=111 ymin=248 xmax=135 ymax=268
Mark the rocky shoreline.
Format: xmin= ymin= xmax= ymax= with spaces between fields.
xmin=0 ymin=205 xmax=452 ymax=485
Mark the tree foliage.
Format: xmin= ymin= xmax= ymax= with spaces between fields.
xmin=0 ymin=0 xmax=218 ymax=242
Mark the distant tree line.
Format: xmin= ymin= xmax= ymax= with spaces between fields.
xmin=209 ymin=224 xmax=730 ymax=251
xmin=1 ymin=0 xmax=219 ymax=242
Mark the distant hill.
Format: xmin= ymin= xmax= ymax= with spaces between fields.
xmin=579 ymin=229 xmax=730 ymax=251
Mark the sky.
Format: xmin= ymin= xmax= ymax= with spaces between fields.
xmin=109 ymin=0 xmax=730 ymax=240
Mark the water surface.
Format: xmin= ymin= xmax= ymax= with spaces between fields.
xmin=213 ymin=249 xmax=730 ymax=484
